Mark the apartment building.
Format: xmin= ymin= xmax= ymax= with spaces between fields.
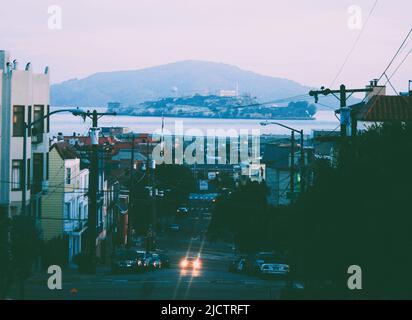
xmin=0 ymin=50 xmax=50 ymax=218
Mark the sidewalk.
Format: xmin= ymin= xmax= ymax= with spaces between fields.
xmin=27 ymin=265 xmax=111 ymax=285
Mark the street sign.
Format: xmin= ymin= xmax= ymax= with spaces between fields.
xmin=199 ymin=180 xmax=209 ymax=191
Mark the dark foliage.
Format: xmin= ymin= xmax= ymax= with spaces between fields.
xmin=289 ymin=122 xmax=412 ymax=298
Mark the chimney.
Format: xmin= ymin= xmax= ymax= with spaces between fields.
xmin=0 ymin=50 xmax=10 ymax=71
xmin=365 ymin=79 xmax=386 ymax=103
xmin=57 ymin=132 xmax=64 ymax=141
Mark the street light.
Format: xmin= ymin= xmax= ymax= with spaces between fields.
xmin=260 ymin=121 xmax=306 ymax=197
xmin=21 ymin=108 xmax=88 ymax=215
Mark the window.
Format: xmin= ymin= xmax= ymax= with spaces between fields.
xmin=46 ymin=153 xmax=49 ymax=180
xmin=84 ymin=205 xmax=88 ymax=219
xmin=33 ymin=105 xmax=44 ymax=143
xmin=12 ymin=160 xmax=23 ymax=191
xmin=47 ymin=105 xmax=50 ymax=133
xmin=13 ymin=106 xmax=25 ymax=137
xmin=27 ymin=106 xmax=32 ymax=137
xmin=64 ymin=202 xmax=71 ymax=219
xmin=27 ymin=159 xmax=31 ymax=190
xmin=32 ymin=153 xmax=44 ymax=193
xmin=66 ymin=168 xmax=72 ymax=185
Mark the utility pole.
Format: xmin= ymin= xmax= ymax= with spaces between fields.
xmin=20 ymin=108 xmax=88 ymax=216
xmin=86 ymin=109 xmax=116 ymax=274
xmin=127 ymin=134 xmax=135 ymax=248
xmin=21 ymin=122 xmax=28 ymax=215
xmin=260 ymin=121 xmax=305 ymax=197
xmin=309 ymin=84 xmax=373 ymax=137
xmin=290 ymin=131 xmax=295 ymax=197
xmin=299 ymin=130 xmax=305 ymax=193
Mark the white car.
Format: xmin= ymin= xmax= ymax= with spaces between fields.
xmin=260 ymin=263 xmax=290 ymax=276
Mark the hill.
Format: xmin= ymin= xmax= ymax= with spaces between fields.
xmin=51 ymin=60 xmax=316 ymax=107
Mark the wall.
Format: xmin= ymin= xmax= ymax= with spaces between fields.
xmin=40 ymin=147 xmax=64 ymax=240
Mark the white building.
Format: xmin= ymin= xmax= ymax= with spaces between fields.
xmin=0 ymin=50 xmax=50 ymax=218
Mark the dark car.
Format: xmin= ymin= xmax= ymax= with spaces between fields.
xmin=111 ymin=249 xmax=141 ymax=274
xmin=144 ymin=252 xmax=162 ymax=270
xmin=159 ymin=253 xmax=170 ymax=268
xmin=228 ymin=257 xmax=246 ymax=273
xmin=247 ymin=252 xmax=286 ymax=275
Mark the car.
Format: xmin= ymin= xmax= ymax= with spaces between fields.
xmin=179 ymin=256 xmax=202 ymax=270
xmin=144 ymin=253 xmax=162 ymax=270
xmin=177 ymin=206 xmax=189 ymax=215
xmin=228 ymin=257 xmax=246 ymax=273
xmin=111 ymin=249 xmax=142 ymax=274
xmin=135 ymin=250 xmax=149 ymax=271
xmin=159 ymin=253 xmax=170 ymax=268
xmin=259 ymin=262 xmax=290 ymax=277
xmin=247 ymin=252 xmax=284 ymax=275
xmin=169 ymin=224 xmax=180 ymax=232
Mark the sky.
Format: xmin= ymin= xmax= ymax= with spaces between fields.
xmin=1 ymin=0 xmax=411 ymax=93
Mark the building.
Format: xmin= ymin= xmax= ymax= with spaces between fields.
xmin=111 ymin=149 xmax=147 ymax=170
xmin=218 ymin=89 xmax=238 ymax=97
xmin=40 ymin=142 xmax=89 ymax=264
xmin=263 ymin=144 xmax=293 ymax=206
xmin=0 ymin=50 xmax=50 ymax=218
xmin=107 ymin=102 xmax=121 ymax=111
xmin=340 ymin=82 xmax=412 ymax=136
xmin=350 ymin=94 xmax=412 ymax=131
xmin=262 ymin=142 xmax=310 ymax=206
xmin=101 ymin=126 xmax=130 ymax=136
xmin=311 ymin=130 xmax=340 ymax=164
xmin=240 ymin=162 xmax=266 ymax=183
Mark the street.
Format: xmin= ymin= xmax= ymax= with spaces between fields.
xmin=11 ymin=205 xmax=288 ymax=300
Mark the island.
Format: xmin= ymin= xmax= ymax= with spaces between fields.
xmin=108 ymin=94 xmax=317 ymax=120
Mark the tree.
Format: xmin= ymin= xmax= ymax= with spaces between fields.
xmin=10 ymin=216 xmax=41 ymax=300
xmin=209 ymin=181 xmax=269 ymax=251
xmin=289 ymin=122 xmax=412 ymax=298
xmin=0 ymin=215 xmax=12 ymax=299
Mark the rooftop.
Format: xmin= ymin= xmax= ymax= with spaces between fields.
xmin=351 ymin=95 xmax=412 ymax=122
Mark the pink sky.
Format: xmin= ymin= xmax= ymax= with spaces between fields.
xmin=1 ymin=0 xmax=411 ymax=92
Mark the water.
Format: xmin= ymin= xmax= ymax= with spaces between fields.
xmin=50 ymin=108 xmax=340 ymax=137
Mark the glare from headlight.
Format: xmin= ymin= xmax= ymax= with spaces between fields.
xmin=180 ymin=259 xmax=189 ymax=268
xmin=193 ymin=259 xmax=201 ymax=269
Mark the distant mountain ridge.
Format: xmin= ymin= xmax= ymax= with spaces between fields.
xmin=50 ymin=60 xmax=358 ymax=109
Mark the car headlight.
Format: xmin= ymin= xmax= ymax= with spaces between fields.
xmin=180 ymin=259 xmax=189 ymax=268
xmin=193 ymin=259 xmax=201 ymax=269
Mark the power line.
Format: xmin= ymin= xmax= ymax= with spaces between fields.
xmin=378 ymin=27 xmax=412 ymax=82
xmin=330 ymin=0 xmax=379 ymax=87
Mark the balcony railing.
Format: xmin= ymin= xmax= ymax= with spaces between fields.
xmin=63 ymin=220 xmax=86 ymax=233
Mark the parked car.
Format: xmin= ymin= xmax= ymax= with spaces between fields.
xmin=135 ymin=250 xmax=149 ymax=272
xmin=169 ymin=224 xmax=180 ymax=232
xmin=159 ymin=253 xmax=170 ymax=268
xmin=246 ymin=252 xmax=285 ymax=275
xmin=111 ymin=249 xmax=141 ymax=274
xmin=177 ymin=206 xmax=189 ymax=215
xmin=259 ymin=262 xmax=290 ymax=277
xmin=228 ymin=257 xmax=246 ymax=273
xmin=143 ymin=252 xmax=162 ymax=270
